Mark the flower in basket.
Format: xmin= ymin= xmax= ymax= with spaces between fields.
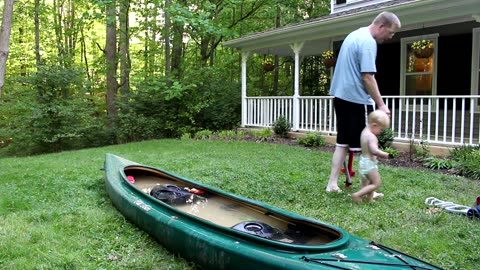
xmin=262 ymin=58 xmax=274 ymax=72
xmin=411 ymin=39 xmax=434 ymax=58
xmin=411 ymin=39 xmax=433 ymax=50
xmin=322 ymin=50 xmax=334 ymax=59
xmin=322 ymin=50 xmax=336 ymax=68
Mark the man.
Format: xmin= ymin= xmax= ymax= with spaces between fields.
xmin=326 ymin=11 xmax=401 ymax=193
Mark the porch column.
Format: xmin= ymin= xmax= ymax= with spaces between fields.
xmin=241 ymin=51 xmax=251 ymax=127
xmin=290 ymin=42 xmax=304 ymax=131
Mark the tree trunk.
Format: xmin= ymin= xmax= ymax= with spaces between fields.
xmin=200 ymin=37 xmax=209 ymax=66
xmin=35 ymin=0 xmax=41 ymax=67
xmin=106 ymin=0 xmax=118 ymax=129
xmin=164 ymin=0 xmax=171 ymax=78
xmin=119 ymin=0 xmax=131 ymax=100
xmin=0 ymin=0 xmax=14 ymax=98
xmin=171 ymin=0 xmax=185 ymax=78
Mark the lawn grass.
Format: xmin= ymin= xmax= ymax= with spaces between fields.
xmin=0 ymin=139 xmax=478 ymax=269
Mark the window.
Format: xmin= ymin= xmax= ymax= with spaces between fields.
xmin=336 ymin=0 xmax=346 ymax=4
xmin=400 ymin=35 xmax=438 ymax=97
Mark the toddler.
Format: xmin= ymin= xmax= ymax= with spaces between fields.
xmin=352 ymin=110 xmax=392 ymax=202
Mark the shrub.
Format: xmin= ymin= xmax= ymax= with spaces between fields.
xmin=187 ymin=68 xmax=241 ymax=131
xmin=450 ymin=144 xmax=480 ymax=160
xmin=383 ymin=147 xmax=399 ymax=157
xmin=272 ymin=116 xmax=291 ymax=138
xmin=236 ymin=130 xmax=247 ymax=140
xmin=378 ymin=128 xmax=394 ymax=149
xmin=422 ymin=156 xmax=453 ymax=170
xmin=415 ymin=141 xmax=431 ymax=159
xmin=450 ymin=145 xmax=480 ymax=180
xmin=297 ymin=131 xmax=326 ymax=147
xmin=180 ymin=133 xmax=192 ymax=140
xmin=250 ymin=128 xmax=273 ymax=142
xmin=216 ymin=130 xmax=237 ymax=140
xmin=194 ymin=130 xmax=213 ymax=140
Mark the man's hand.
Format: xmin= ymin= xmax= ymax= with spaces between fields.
xmin=377 ymin=105 xmax=391 ymax=117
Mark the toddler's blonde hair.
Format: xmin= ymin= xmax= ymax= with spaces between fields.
xmin=368 ymin=110 xmax=390 ymax=128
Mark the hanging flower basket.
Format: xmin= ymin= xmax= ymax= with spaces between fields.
xmin=411 ymin=40 xmax=434 ymax=58
xmin=323 ymin=58 xmax=336 ymax=68
xmin=322 ymin=50 xmax=336 ymax=68
xmin=414 ymin=48 xmax=434 ymax=58
xmin=262 ymin=63 xmax=275 ymax=72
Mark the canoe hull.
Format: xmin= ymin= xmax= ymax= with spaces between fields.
xmin=104 ymin=154 xmax=444 ymax=270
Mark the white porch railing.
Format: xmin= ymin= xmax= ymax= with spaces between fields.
xmin=243 ymin=95 xmax=480 ymax=146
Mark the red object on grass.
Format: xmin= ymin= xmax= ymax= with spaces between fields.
xmin=341 ymin=151 xmax=356 ymax=177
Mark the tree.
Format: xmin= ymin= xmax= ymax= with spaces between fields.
xmin=119 ymin=0 xmax=131 ymax=100
xmin=0 ymin=0 xmax=14 ymax=98
xmin=105 ymin=0 xmax=118 ymax=128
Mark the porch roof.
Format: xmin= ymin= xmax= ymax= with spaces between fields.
xmin=223 ymin=0 xmax=480 ymax=56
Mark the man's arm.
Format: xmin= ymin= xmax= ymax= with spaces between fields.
xmin=362 ymin=72 xmax=390 ymax=115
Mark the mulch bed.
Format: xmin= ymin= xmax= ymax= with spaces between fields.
xmin=261 ymin=136 xmax=448 ymax=174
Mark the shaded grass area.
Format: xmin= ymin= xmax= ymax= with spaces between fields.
xmin=0 ymin=139 xmax=478 ymax=269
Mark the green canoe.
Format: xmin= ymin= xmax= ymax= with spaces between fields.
xmin=104 ymin=153 xmax=443 ymax=270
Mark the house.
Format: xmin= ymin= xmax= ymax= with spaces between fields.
xmin=223 ymin=0 xmax=480 ymax=149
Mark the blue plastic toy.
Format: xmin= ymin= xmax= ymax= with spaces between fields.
xmin=466 ymin=195 xmax=480 ymax=219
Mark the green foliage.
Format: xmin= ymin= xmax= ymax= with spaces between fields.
xmin=116 ymin=68 xmax=240 ymax=143
xmin=180 ymin=133 xmax=192 ymax=140
xmin=249 ymin=128 xmax=273 ymax=142
xmin=272 ymin=116 xmax=291 ymax=138
xmin=297 ymin=131 xmax=326 ymax=147
xmin=422 ymin=156 xmax=453 ymax=170
xmin=378 ymin=128 xmax=394 ymax=149
xmin=415 ymin=141 xmax=431 ymax=159
xmin=450 ymin=144 xmax=480 ymax=160
xmin=0 ymin=65 xmax=108 ymax=156
xmin=194 ymin=130 xmax=213 ymax=140
xmin=216 ymin=130 xmax=237 ymax=140
xmin=383 ymin=147 xmax=399 ymax=157
xmin=450 ymin=145 xmax=480 ymax=180
xmin=188 ymin=68 xmax=241 ymax=131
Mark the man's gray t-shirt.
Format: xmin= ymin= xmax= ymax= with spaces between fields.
xmin=329 ymin=27 xmax=377 ymax=105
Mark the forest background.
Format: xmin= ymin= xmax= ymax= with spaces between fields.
xmin=0 ymin=0 xmax=333 ymax=157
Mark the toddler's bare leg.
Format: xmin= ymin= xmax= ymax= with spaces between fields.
xmin=351 ymin=176 xmax=369 ymax=202
xmin=352 ymin=170 xmax=381 ymax=203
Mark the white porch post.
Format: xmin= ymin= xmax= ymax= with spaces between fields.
xmin=290 ymin=42 xmax=304 ymax=131
xmin=241 ymin=51 xmax=251 ymax=127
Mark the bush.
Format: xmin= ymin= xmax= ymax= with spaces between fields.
xmin=415 ymin=141 xmax=431 ymax=159
xmin=422 ymin=156 xmax=453 ymax=170
xmin=383 ymin=147 xmax=399 ymax=157
xmin=297 ymin=131 xmax=326 ymax=147
xmin=378 ymin=128 xmax=394 ymax=149
xmin=450 ymin=145 xmax=480 ymax=180
xmin=194 ymin=130 xmax=213 ymax=140
xmin=215 ymin=130 xmax=238 ymax=140
xmin=249 ymin=128 xmax=273 ymax=142
xmin=272 ymin=116 xmax=291 ymax=138
xmin=0 ymin=65 xmax=108 ymax=156
xmin=187 ymin=68 xmax=241 ymax=131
